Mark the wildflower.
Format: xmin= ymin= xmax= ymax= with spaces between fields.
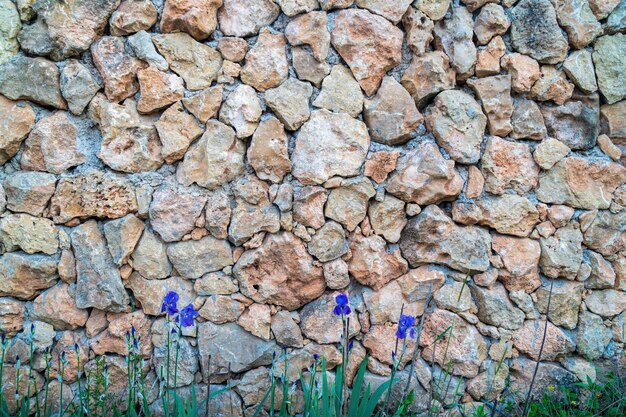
xmin=15 ymin=355 xmax=20 ymax=369
xmin=161 ymin=291 xmax=179 ymax=316
xmin=348 ymin=340 xmax=354 ymax=351
xmin=333 ymin=294 xmax=351 ymax=316
xmin=1 ymin=333 xmax=5 ymax=343
xmin=30 ymin=323 xmax=35 ymax=334
xmin=396 ymin=315 xmax=416 ymax=340
xmin=177 ymin=303 xmax=199 ymax=327
xmin=313 ymin=353 xmax=319 ymax=361
xmin=74 ymin=343 xmax=80 ymax=353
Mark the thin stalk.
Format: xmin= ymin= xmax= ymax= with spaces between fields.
xmin=402 ymin=285 xmax=434 ymax=402
xmin=522 ymin=279 xmax=554 ymax=417
xmin=205 ymin=354 xmax=212 ymax=417
xmin=42 ymin=351 xmax=50 ymax=417
xmin=15 ymin=358 xmax=21 ymax=417
xmin=0 ymin=338 xmax=7 ymax=410
xmin=382 ymin=304 xmax=405 ymax=416
xmin=166 ymin=315 xmax=172 ymax=415
xmin=76 ymin=349 xmax=82 ymax=417
xmin=59 ymin=358 xmax=65 ymax=417
xmin=174 ymin=324 xmax=181 ymax=403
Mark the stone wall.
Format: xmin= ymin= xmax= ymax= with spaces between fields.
xmin=0 ymin=0 xmax=626 ymax=414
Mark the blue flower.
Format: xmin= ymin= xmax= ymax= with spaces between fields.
xmin=333 ymin=294 xmax=351 ymax=316
xmin=161 ymin=291 xmax=179 ymax=316
xmin=177 ymin=303 xmax=198 ymax=327
xmin=396 ymin=315 xmax=416 ymax=339
xmin=313 ymin=353 xmax=319 ymax=361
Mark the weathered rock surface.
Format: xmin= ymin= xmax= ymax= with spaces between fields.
xmin=592 ymin=34 xmax=626 ymax=104
xmin=233 ymin=233 xmax=325 ymax=310
xmin=400 ymin=205 xmax=491 ymax=273
xmin=402 ymin=51 xmax=455 ymax=107
xmin=0 ymin=252 xmax=58 ymax=300
xmin=331 ymin=9 xmax=403 ymax=95
xmin=0 ymin=56 xmax=66 ymax=108
xmin=264 ymin=78 xmax=312 ymax=131
xmin=240 ymin=29 xmax=288 ymax=92
xmin=217 ymin=0 xmax=279 ymax=37
xmin=433 ymin=6 xmax=477 ymax=80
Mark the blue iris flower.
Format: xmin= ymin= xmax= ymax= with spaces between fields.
xmin=177 ymin=303 xmax=199 ymax=328
xmin=333 ymin=293 xmax=351 ymax=316
xmin=396 ymin=315 xmax=416 ymax=339
xmin=161 ymin=291 xmax=179 ymax=316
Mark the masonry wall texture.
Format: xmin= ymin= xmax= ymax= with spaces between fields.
xmin=0 ymin=0 xmax=625 ymax=414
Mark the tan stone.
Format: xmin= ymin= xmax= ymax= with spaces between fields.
xmin=51 ymin=170 xmax=138 ymax=223
xmin=228 ymin=176 xmax=280 ymax=245
xmin=265 ymin=78 xmax=313 ymax=131
xmin=248 ymin=117 xmax=291 ymax=184
xmin=583 ymin=210 xmax=626 ymax=256
xmin=474 ymin=4 xmax=510 ymax=45
xmin=91 ymin=311 xmax=153 ymax=357
xmin=511 ymin=98 xmax=547 ymax=140
xmin=465 ymin=166 xmax=484 ymax=199
xmin=2 ymin=172 xmax=55 ymax=217
xmin=589 ymin=0 xmax=620 ymax=19
xmin=155 ymin=102 xmax=204 ymax=164
xmin=0 ymin=213 xmax=59 ymax=255
xmin=292 ymin=110 xmax=369 ymax=185
xmin=363 ymin=323 xmax=416 ymax=366
xmin=413 ymin=0 xmax=450 ymax=20
xmin=537 ymin=157 xmax=626 ymax=210
xmin=541 ymin=98 xmax=600 ymax=151
xmin=368 ymin=195 xmax=406 ymax=243
xmin=399 ymin=205 xmax=491 ymax=273
xmin=402 ymin=51 xmax=455 ymax=107
xmin=492 ymin=235 xmax=541 ymax=293
xmin=387 ymin=141 xmax=463 ymax=204
xmin=198 ymin=295 xmax=244 ymax=324
xmin=176 ymin=120 xmax=246 ymax=190
xmin=475 ymin=194 xmax=539 ymax=237
xmin=205 ymin=190 xmax=231 ymax=239
xmin=90 ymin=95 xmax=163 ymax=173
xmin=531 ymin=66 xmax=575 ymax=105
xmin=364 ymin=151 xmax=400 ymax=184
xmin=467 ymin=75 xmax=513 ymax=137
xmin=271 ymin=310 xmax=304 ymax=347
xmin=501 ymin=53 xmax=541 ymax=94
xmin=127 ymin=274 xmax=194 ymax=316
xmin=536 ymin=281 xmax=584 ymax=329
xmin=585 ymin=289 xmax=626 ymax=317
xmin=292 ymin=46 xmax=330 ymax=87
xmin=421 ymin=309 xmax=487 ymax=378
xmin=237 ymin=303 xmax=271 ymax=339
xmin=331 ymin=9 xmax=403 ymax=95
xmin=480 ymin=136 xmax=539 ymax=195
xmin=364 ymin=76 xmax=422 ymax=146
xmin=110 ymin=0 xmax=158 ymax=36
xmin=285 ymin=11 xmax=329 ymax=61
xmin=136 ymin=67 xmax=184 ymax=113
xmin=103 ymin=214 xmax=144 ymax=266
xmin=533 ymin=138 xmax=570 ymax=170
xmin=241 ymin=29 xmax=288 ymax=92
xmin=182 ymin=85 xmax=223 ymax=123
xmin=555 ymin=0 xmax=601 ymax=49
xmin=598 ymin=134 xmax=622 ymax=161
xmin=31 ymin=283 xmax=88 ymax=330
xmin=402 ymin=7 xmax=433 ymax=55
xmin=307 ymin=221 xmax=348 ymax=262
xmin=433 ymin=6 xmax=477 ymax=80
xmin=217 ymin=0 xmax=279 ymax=37
xmin=539 ymin=224 xmax=584 ymax=279
xmin=476 ymin=36 xmax=505 ymax=77
xmin=161 ymin=0 xmax=221 ymax=40
xmin=512 ymin=320 xmax=575 ymax=361
xmin=425 ymin=90 xmax=487 ymax=164
xmin=293 ymin=186 xmax=327 ymax=229
xmin=0 ymin=95 xmax=35 ymax=165
xmin=347 ymin=232 xmax=408 ymax=290
xmin=314 ymin=65 xmax=363 ymax=117
xmin=563 ymin=50 xmax=598 ymax=94
xmin=219 ymin=84 xmax=262 ymax=138
xmin=300 ymin=292 xmax=361 ymax=344
xmin=0 ymin=252 xmax=58 ymax=300
xmin=153 ymin=33 xmax=222 ymax=90
xmin=233 ymin=232 xmax=326 ymax=311
xmin=325 ymin=177 xmax=376 ymax=232
xmin=601 ymin=101 xmax=626 ymax=140
xmin=0 ymin=298 xmax=25 ymax=337
xmin=91 ymin=36 xmax=145 ymax=103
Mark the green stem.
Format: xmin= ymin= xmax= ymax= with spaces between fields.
xmin=166 ymin=316 xmax=171 ymax=415
xmin=59 ymin=361 xmax=65 ymax=417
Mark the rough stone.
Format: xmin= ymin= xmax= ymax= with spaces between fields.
xmin=413 ymin=0 xmax=450 ymax=20
xmin=421 ymin=309 xmax=487 ymax=378
xmin=584 ymin=289 xmax=626 ymax=317
xmin=60 ymin=60 xmax=101 ymax=115
xmin=248 ymin=117 xmax=291 ymax=184
xmin=510 ymin=0 xmax=568 ymax=64
xmin=0 ymin=0 xmax=20 ymax=65
xmin=474 ymin=194 xmax=539 ymax=237
xmin=154 ymin=102 xmax=203 ymax=164
xmin=127 ymin=274 xmax=193 ymax=315
xmin=399 ymin=205 xmax=491 ymax=273
xmin=3 ymin=171 xmax=56 ymax=216
xmin=387 ymin=141 xmax=463 ymax=205
xmin=492 ymin=234 xmax=541 ymax=293
xmin=265 ymin=78 xmax=312 ymax=131
xmin=51 ymin=171 xmax=138 ymax=223
xmin=153 ymin=33 xmax=222 ymax=90
xmin=555 ymin=0 xmax=602 ymax=49
xmin=285 ymin=11 xmax=329 ymax=61
xmin=470 ymin=282 xmax=525 ymax=330
xmin=0 ymin=96 xmax=35 ymax=165
xmin=136 ymin=67 xmax=184 ymax=113
xmin=530 ymin=66 xmax=575 ymax=105
xmin=307 ymin=221 xmax=347 ymax=262
xmin=533 ymin=138 xmax=570 ymax=170
xmin=476 ymin=36 xmax=505 ymax=77
xmin=131 ymin=228 xmax=172 ymax=279
xmin=501 ymin=53 xmax=541 ymax=94
xmin=510 ymin=98 xmax=547 ymax=140
xmin=537 ymin=157 xmax=626 ymax=210
xmin=241 ymin=29 xmax=288 ymax=92
xmin=0 ymin=252 xmax=58 ymax=300
xmin=473 ymin=4 xmax=510 ymax=45
xmin=593 ymin=34 xmax=626 ymax=104
xmin=512 ymin=320 xmax=575 ymax=361
xmin=233 ymin=232 xmax=326 ymax=310
xmin=271 ymin=310 xmax=303 ymax=347
xmin=348 ymin=232 xmax=408 ymax=290
xmin=402 ymin=7 xmax=433 ymax=55
xmin=292 ymin=110 xmax=369 ymax=185
xmin=368 ymin=195 xmax=406 ymax=243
xmin=363 ymin=77 xmax=422 ymax=146
xmin=0 ymin=213 xmax=59 ymax=255
xmin=160 ymin=0 xmax=221 ymax=40
xmin=31 ymin=283 xmax=89 ymax=330
xmin=21 ymin=111 xmax=86 ymax=174
xmin=433 ymin=6 xmax=477 ymax=80
xmin=313 ymin=65 xmax=363 ymax=118
xmin=238 ymin=303 xmax=270 ymax=339
xmin=541 ymin=100 xmax=599 ymax=151
xmin=536 ymin=280 xmax=584 ymax=329
xmin=127 ymin=30 xmax=168 ymax=71
xmin=364 ymin=151 xmax=400 ymax=184
xmin=71 ymin=220 xmax=129 ymax=312
xmin=467 ymin=75 xmax=513 ymax=137
xmin=539 ymin=224 xmax=584 ymax=279
xmin=325 ymin=177 xmax=376 ymax=231
xmin=176 ymin=121 xmax=246 ymax=190
xmin=425 ymin=90 xmax=487 ymax=164
xmin=480 ymin=136 xmax=539 ymax=196
xmin=291 ymin=46 xmax=330 ymax=87
xmin=0 ymin=56 xmax=66 ymax=108
xmin=563 ymin=50 xmax=598 ymax=94
xmin=217 ymin=0 xmax=279 ymax=37
xmin=300 ymin=292 xmax=361 ymax=344
xmin=110 ymin=0 xmax=158 ymax=36
xmin=401 ymin=51 xmax=455 ymax=107
xmin=0 ymin=298 xmax=25 ymax=336
xmin=576 ymin=311 xmax=612 ymax=360
xmin=293 ymin=186 xmax=327 ymax=229
xmin=331 ymin=9 xmax=403 ymax=95
xmin=90 ymin=95 xmax=163 ymax=173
